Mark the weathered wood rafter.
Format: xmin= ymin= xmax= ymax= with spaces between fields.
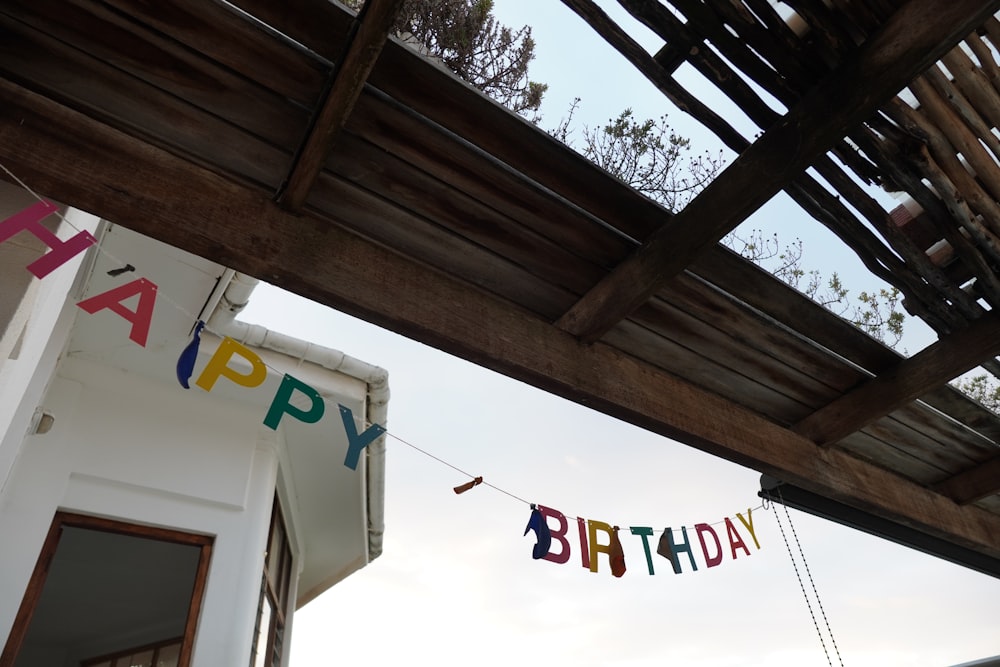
xmin=276 ymin=0 xmax=404 ymax=211
xmin=556 ymin=0 xmax=1000 ymax=343
xmin=793 ymin=312 xmax=1000 ymax=447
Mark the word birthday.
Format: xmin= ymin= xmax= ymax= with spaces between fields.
xmin=524 ymin=505 xmax=761 ymax=577
xmin=1 ymin=201 xmax=385 ymax=470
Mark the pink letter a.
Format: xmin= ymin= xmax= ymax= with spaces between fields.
xmin=76 ymin=278 xmax=158 ymax=347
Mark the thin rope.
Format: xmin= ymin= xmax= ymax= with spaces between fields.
xmin=386 ymin=431 xmax=532 ymax=505
xmin=1 ymin=162 xmax=47 ymax=201
xmin=777 ymin=487 xmax=844 ymax=667
xmin=770 ymin=492 xmax=834 ymax=667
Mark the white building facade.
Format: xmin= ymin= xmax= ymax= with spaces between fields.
xmin=0 ymin=181 xmax=389 ymax=666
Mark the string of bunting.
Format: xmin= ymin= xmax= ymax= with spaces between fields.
xmin=1 ymin=162 xmax=764 ymax=580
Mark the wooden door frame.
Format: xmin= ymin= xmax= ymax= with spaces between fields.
xmin=0 ymin=511 xmax=213 ymax=667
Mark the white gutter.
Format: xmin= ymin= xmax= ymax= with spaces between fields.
xmin=204 ymin=271 xmax=389 ymax=560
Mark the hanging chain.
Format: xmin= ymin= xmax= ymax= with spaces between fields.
xmin=776 ymin=487 xmax=844 ymax=666
xmin=770 ymin=489 xmax=843 ymax=666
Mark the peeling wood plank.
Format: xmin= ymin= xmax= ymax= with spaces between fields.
xmin=555 ymin=0 xmax=1000 ymax=342
xmin=794 ymin=312 xmax=1000 ymax=447
xmin=342 ymin=91 xmax=637 ymax=269
xmin=0 ymin=14 xmax=294 ymax=188
xmin=305 ymin=169 xmax=577 ymax=320
xmin=1 ymin=0 xmax=309 ymax=148
xmin=96 ymin=0 xmax=327 ymax=105
xmin=277 ymin=0 xmax=404 ymax=211
xmin=3 ymin=79 xmax=1000 ymax=558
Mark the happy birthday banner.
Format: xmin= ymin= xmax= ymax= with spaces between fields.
xmin=521 ymin=504 xmax=760 ymax=577
xmin=1 ymin=187 xmax=763 ymax=579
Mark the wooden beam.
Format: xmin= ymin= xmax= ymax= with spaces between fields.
xmin=556 ymin=0 xmax=1000 ymax=342
xmin=1 ymin=79 xmax=999 ymax=559
xmin=794 ymin=312 xmax=1000 ymax=446
xmin=276 ymin=0 xmax=404 ymax=211
xmin=934 ymin=456 xmax=1000 ymax=506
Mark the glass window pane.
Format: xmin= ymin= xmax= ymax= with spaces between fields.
xmin=266 ymin=520 xmax=285 ymax=588
xmin=252 ymin=598 xmax=274 ymax=667
xmin=156 ymin=642 xmax=181 ymax=667
xmin=130 ymin=649 xmax=154 ymax=667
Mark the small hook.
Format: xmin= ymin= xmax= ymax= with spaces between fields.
xmin=107 ymin=263 xmax=135 ymax=277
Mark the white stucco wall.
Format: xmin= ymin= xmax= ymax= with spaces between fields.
xmin=0 ymin=355 xmax=285 ymax=666
xmin=1 ymin=198 xmax=377 ymax=666
xmin=0 ymin=206 xmax=100 ymax=500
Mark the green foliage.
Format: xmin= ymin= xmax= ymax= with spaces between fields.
xmin=344 ymin=0 xmax=546 ymax=116
xmin=953 ymin=374 xmax=1000 ymax=412
xmin=551 ymin=100 xmax=722 ymax=212
xmin=725 ymin=229 xmax=905 ymax=348
xmin=852 ymin=288 xmax=905 ymax=344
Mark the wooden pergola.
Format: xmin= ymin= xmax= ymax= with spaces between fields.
xmin=3 ymin=0 xmax=1000 ymax=571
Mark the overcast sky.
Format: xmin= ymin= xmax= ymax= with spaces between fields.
xmin=245 ymin=2 xmax=1000 ymax=664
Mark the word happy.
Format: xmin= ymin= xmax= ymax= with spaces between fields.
xmin=525 ymin=505 xmax=761 ymax=577
xmin=1 ymin=201 xmax=385 ymax=470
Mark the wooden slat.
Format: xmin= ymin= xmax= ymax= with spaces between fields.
xmin=942 ymin=46 xmax=1000 ymax=134
xmin=4 ymin=79 xmax=1000 ymax=558
xmin=2 ymin=0 xmax=308 ymax=150
xmin=324 ymin=131 xmax=606 ymax=296
xmin=562 ymin=0 xmax=751 ymax=154
xmin=859 ymin=414 xmax=979 ymax=474
xmin=555 ymin=0 xmax=1000 ymax=342
xmin=341 ymin=89 xmax=636 ymax=269
xmin=837 ymin=429 xmax=950 ymax=485
xmin=305 ymin=170 xmax=576 ymax=319
xmin=0 ymin=14 xmax=292 ymax=188
xmin=574 ymin=0 xmax=953 ymax=326
xmin=277 ymin=0 xmax=404 ymax=210
xmin=628 ymin=0 xmax=805 ymax=100
xmin=934 ymin=456 xmax=1000 ymax=505
xmin=662 ymin=273 xmax=864 ymax=396
xmin=794 ymin=312 xmax=1000 ymax=446
xmin=977 ymin=496 xmax=1000 ymax=514
xmin=628 ymin=293 xmax=834 ymax=414
xmin=603 ymin=317 xmax=815 ymax=422
xmin=97 ymin=0 xmax=328 ymax=105
xmin=886 ymin=402 xmax=1000 ymax=465
xmin=336 ymin=98 xmax=943 ymax=431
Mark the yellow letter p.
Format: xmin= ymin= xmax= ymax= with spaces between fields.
xmin=195 ymin=337 xmax=267 ymax=392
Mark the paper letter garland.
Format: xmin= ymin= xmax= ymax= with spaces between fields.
xmin=4 ymin=194 xmax=763 ymax=581
xmin=176 ymin=321 xmax=206 ymax=389
xmin=526 ymin=507 xmax=762 ymax=578
xmin=523 ymin=506 xmax=552 ymax=560
xmin=0 ymin=200 xmax=96 ymax=278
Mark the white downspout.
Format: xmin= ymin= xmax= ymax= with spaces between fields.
xmin=203 ymin=272 xmax=389 ymax=561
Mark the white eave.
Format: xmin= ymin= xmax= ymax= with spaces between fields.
xmin=203 ymin=270 xmax=390 ymax=570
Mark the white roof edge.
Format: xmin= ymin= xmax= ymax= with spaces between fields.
xmin=205 ymin=272 xmax=389 ymax=563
